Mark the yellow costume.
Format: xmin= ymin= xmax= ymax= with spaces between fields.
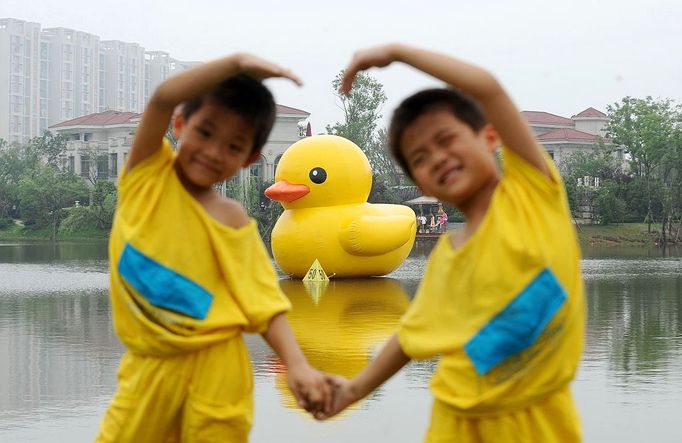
xmin=96 ymin=140 xmax=291 ymax=442
xmin=399 ymin=148 xmax=584 ymax=442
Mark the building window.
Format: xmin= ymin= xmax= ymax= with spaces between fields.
xmin=249 ymin=156 xmax=266 ymax=180
xmin=97 ymin=155 xmax=109 ymax=179
xmin=80 ymin=155 xmax=90 ymax=178
xmin=68 ymin=156 xmax=75 ymax=174
xmin=110 ymin=153 xmax=118 ymax=177
xmin=274 ymin=154 xmax=283 ymax=174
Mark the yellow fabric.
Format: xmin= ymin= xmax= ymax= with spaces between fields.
xmin=424 ymin=387 xmax=580 ymax=443
xmin=109 ymin=139 xmax=291 ymax=357
xmin=99 ymin=139 xmax=291 ymax=441
xmin=95 ymin=338 xmax=253 ymax=443
xmin=398 ymin=148 xmax=584 ymax=441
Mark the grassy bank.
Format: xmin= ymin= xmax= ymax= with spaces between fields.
xmin=576 ymin=223 xmax=657 ymax=246
xmin=0 ymin=222 xmax=109 ymax=241
xmin=0 ymin=220 xmax=661 ymax=246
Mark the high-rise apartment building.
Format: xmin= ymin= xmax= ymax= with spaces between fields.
xmin=0 ymin=17 xmax=204 ymax=142
xmin=40 ymin=27 xmax=100 ymax=133
xmin=0 ymin=18 xmax=41 ymax=144
xmin=99 ymin=40 xmax=145 ymax=113
xmin=142 ymin=54 xmax=202 ymax=106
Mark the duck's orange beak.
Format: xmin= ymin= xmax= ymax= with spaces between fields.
xmin=265 ymin=180 xmax=310 ymax=203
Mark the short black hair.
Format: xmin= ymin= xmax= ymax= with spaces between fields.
xmin=388 ymin=88 xmax=487 ymax=178
xmin=182 ymin=74 xmax=276 ymax=154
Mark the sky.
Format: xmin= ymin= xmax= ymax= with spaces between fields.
xmin=3 ymin=0 xmax=681 ymax=133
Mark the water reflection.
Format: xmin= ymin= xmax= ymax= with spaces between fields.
xmin=582 ymin=260 xmax=682 ymax=377
xmin=0 ymin=241 xmax=108 ymax=264
xmin=0 ymin=260 xmax=120 ymax=439
xmin=276 ymin=278 xmax=410 ymax=411
xmin=574 ymin=257 xmax=682 ymax=443
xmin=0 ymin=242 xmax=681 ymax=442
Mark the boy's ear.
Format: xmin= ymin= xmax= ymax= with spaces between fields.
xmin=243 ymin=152 xmax=261 ymax=167
xmin=172 ymin=109 xmax=184 ymax=139
xmin=482 ymin=124 xmax=501 ymax=153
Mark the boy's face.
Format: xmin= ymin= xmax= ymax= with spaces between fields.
xmin=173 ymin=99 xmax=259 ymax=190
xmin=400 ymin=108 xmax=499 ymax=208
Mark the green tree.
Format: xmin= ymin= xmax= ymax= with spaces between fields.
xmin=560 ymin=148 xmax=627 ymax=224
xmin=594 ymin=181 xmax=626 ymax=225
xmin=16 ymin=164 xmax=88 ymax=238
xmin=326 ymin=71 xmax=386 ymax=150
xmin=367 ymin=127 xmax=403 ymax=186
xmin=326 ymin=71 xmax=403 ymax=200
xmin=29 ymin=131 xmax=67 ymax=168
xmin=606 ymin=97 xmax=680 ymax=234
xmin=0 ymin=139 xmax=43 ymax=219
xmin=91 ymin=180 xmax=117 ymax=229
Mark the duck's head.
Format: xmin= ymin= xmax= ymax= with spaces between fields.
xmin=265 ymin=135 xmax=372 ymax=209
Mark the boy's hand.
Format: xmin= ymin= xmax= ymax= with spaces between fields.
xmin=287 ymin=362 xmax=332 ymax=414
xmin=314 ymin=374 xmax=359 ymax=420
xmin=235 ymin=53 xmax=303 ymax=86
xmin=340 ymin=44 xmax=401 ymax=94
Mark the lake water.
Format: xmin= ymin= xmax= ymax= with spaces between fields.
xmin=0 ymin=240 xmax=681 ymax=442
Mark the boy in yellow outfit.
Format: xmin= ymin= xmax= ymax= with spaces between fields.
xmin=321 ymin=44 xmax=584 ymax=442
xmin=95 ymin=54 xmax=331 ymax=442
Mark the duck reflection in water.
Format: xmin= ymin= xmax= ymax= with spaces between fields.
xmin=271 ymin=278 xmax=410 ymax=413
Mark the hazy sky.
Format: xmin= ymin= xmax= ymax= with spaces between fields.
xmin=3 ymin=0 xmax=681 ymax=132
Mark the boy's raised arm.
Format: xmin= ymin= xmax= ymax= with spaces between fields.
xmin=127 ymin=54 xmax=302 ymax=171
xmin=341 ymin=44 xmax=551 ymax=179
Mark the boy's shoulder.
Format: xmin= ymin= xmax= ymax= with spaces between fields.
xmin=202 ymin=192 xmax=251 ymax=229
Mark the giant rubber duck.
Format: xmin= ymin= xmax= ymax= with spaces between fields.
xmin=265 ymin=135 xmax=416 ymax=278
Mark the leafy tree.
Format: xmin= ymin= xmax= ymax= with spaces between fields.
xmin=606 ymin=97 xmax=680 ymax=233
xmin=367 ymin=128 xmax=403 ymax=186
xmin=560 ymin=149 xmax=625 ymax=223
xmin=326 ymin=71 xmax=386 ymax=150
xmin=0 ymin=141 xmax=40 ymax=219
xmin=594 ymin=181 xmax=626 ymax=225
xmin=29 ymin=131 xmax=67 ymax=168
xmin=326 ymin=71 xmax=403 ymax=198
xmin=91 ymin=180 xmax=117 ymax=229
xmin=16 ymin=164 xmax=88 ymax=238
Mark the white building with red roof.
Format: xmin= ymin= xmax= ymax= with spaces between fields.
xmin=521 ymin=107 xmax=622 ymax=165
xmin=49 ymin=105 xmax=310 ymax=183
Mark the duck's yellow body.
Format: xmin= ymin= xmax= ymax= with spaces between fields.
xmin=265 ymin=135 xmax=416 ymax=278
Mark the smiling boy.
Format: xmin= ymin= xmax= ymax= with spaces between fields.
xmin=96 ymin=54 xmax=330 ymax=442
xmin=323 ymin=44 xmax=585 ymax=443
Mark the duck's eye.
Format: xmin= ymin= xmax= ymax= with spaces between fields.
xmin=309 ymin=167 xmax=327 ymax=184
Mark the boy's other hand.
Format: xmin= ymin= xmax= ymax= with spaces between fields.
xmin=340 ymin=44 xmax=401 ymax=94
xmin=287 ymin=362 xmax=332 ymax=415
xmin=314 ymin=374 xmax=358 ymax=420
xmin=235 ymin=53 xmax=303 ymax=86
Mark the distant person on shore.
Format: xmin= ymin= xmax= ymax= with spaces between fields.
xmin=418 ymin=212 xmax=427 ymax=233
xmin=95 ymin=54 xmax=330 ymax=442
xmin=437 ymin=207 xmax=448 ymax=233
xmin=319 ymin=43 xmax=585 ymax=443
